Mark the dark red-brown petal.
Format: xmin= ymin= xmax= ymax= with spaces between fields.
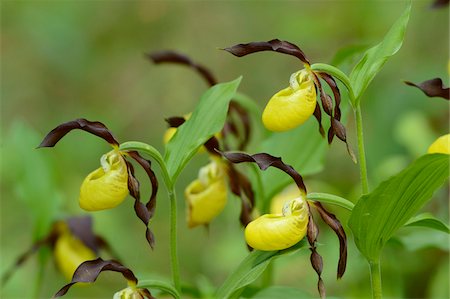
xmin=53 ymin=258 xmax=153 ymax=298
xmin=330 ymin=119 xmax=357 ymax=163
xmin=221 ymin=151 xmax=306 ymax=194
xmin=405 ymin=78 xmax=449 ymax=100
xmin=203 ymin=136 xmax=221 ymax=156
xmin=165 ymin=116 xmax=186 ymax=128
xmin=306 ymin=210 xmax=325 ymax=299
xmin=313 ymin=104 xmax=325 ymax=137
xmin=223 ymin=39 xmax=310 ymax=65
xmin=314 ymin=202 xmax=348 ymax=279
xmin=38 ymin=118 xmax=119 ymax=148
xmin=126 ymin=151 xmax=159 ymax=249
xmin=227 ymin=102 xmax=251 ymax=151
xmin=318 ymin=72 xmax=342 ymax=120
xmin=227 ymin=164 xmax=254 ymax=227
xmin=146 ymin=50 xmax=217 ymax=86
xmin=67 ymin=216 xmax=99 ymax=253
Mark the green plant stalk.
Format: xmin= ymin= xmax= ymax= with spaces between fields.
xmin=168 ymin=188 xmax=181 ymax=292
xmin=369 ymin=260 xmax=382 ymax=299
xmin=355 ymin=105 xmax=369 ymax=194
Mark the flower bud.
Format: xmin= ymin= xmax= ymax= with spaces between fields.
xmin=270 ymin=184 xmax=303 ymax=214
xmin=427 ymin=134 xmax=450 ymax=154
xmin=245 ymin=196 xmax=309 ymax=251
xmin=185 ymin=159 xmax=227 ymax=227
xmin=262 ymin=69 xmax=317 ymax=132
xmin=54 ymin=230 xmax=96 ymax=281
xmin=79 ymin=150 xmax=129 ymax=211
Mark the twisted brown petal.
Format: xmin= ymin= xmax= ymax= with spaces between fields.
xmin=223 ymin=39 xmax=310 ymax=64
xmin=227 ymin=164 xmax=255 ymax=227
xmin=405 ymin=78 xmax=449 ymax=100
xmin=38 ymin=118 xmax=119 ymax=148
xmin=306 ymin=211 xmax=325 ymax=299
xmin=146 ymin=50 xmax=217 ymax=86
xmin=221 ymin=151 xmax=307 ymax=194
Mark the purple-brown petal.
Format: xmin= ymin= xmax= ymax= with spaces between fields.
xmin=405 ymin=78 xmax=449 ymax=100
xmin=38 ymin=118 xmax=119 ymax=148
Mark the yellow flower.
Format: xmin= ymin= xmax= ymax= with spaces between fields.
xmin=245 ymin=195 xmax=309 ymax=251
xmin=53 ymin=226 xmax=96 ymax=281
xmin=185 ymin=158 xmax=228 ymax=227
xmin=427 ymin=134 xmax=450 ymax=154
xmin=262 ymin=69 xmax=317 ymax=132
xmin=79 ymin=150 xmax=129 ymax=211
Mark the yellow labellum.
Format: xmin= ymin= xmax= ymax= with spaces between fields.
xmin=427 ymin=134 xmax=450 ymax=154
xmin=262 ymin=69 xmax=317 ymax=132
xmin=245 ymin=196 xmax=308 ymax=251
xmin=79 ymin=150 xmax=129 ymax=211
xmin=54 ymin=231 xmax=96 ymax=281
xmin=185 ymin=159 xmax=227 ymax=228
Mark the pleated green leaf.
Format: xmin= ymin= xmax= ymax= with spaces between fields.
xmin=405 ymin=213 xmax=450 ymax=234
xmin=350 ymin=2 xmax=411 ymax=103
xmin=215 ymin=240 xmax=306 ymax=299
xmin=164 ymin=77 xmax=241 ymax=182
xmin=349 ymin=154 xmax=449 ymax=262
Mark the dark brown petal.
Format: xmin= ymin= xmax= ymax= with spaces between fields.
xmin=405 ymin=78 xmax=450 ymax=100
xmin=314 ymin=202 xmax=348 ymax=279
xmin=53 ymin=258 xmax=153 ymax=298
xmin=313 ymin=104 xmax=325 ymax=137
xmin=126 ymin=151 xmax=159 ymax=249
xmin=125 ymin=160 xmax=141 ymax=200
xmin=146 ymin=50 xmax=217 ymax=86
xmin=38 ymin=118 xmax=119 ymax=148
xmin=221 ymin=151 xmax=307 ymax=194
xmin=165 ymin=116 xmax=186 ymax=128
xmin=223 ymin=39 xmax=310 ymax=65
xmin=321 ymin=93 xmax=334 ymax=117
xmin=227 ymin=164 xmax=254 ymax=227
xmin=228 ymin=102 xmax=251 ymax=150
xmin=203 ymin=136 xmax=221 ymax=156
xmin=431 ymin=0 xmax=449 ymax=8
xmin=319 ymin=72 xmax=342 ymax=120
xmin=67 ymin=216 xmax=99 ymax=253
xmin=330 ymin=119 xmax=357 ymax=163
xmin=306 ymin=214 xmax=319 ymax=246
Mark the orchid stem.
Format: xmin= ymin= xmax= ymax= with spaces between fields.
xmin=168 ymin=188 xmax=181 ymax=292
xmin=369 ymin=260 xmax=382 ymax=299
xmin=355 ymin=105 xmax=369 ymax=195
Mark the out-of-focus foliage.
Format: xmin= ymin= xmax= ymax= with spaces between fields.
xmin=1 ymin=1 xmax=448 ymax=298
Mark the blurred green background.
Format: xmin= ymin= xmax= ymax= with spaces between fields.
xmin=1 ymin=1 xmax=448 ymax=298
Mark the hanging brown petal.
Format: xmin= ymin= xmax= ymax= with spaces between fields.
xmin=306 ymin=213 xmax=325 ymax=299
xmin=313 ymin=104 xmax=325 ymax=137
xmin=227 ymin=102 xmax=251 ymax=150
xmin=314 ymin=202 xmax=348 ymax=279
xmin=53 ymin=258 xmax=153 ymax=298
xmin=67 ymin=216 xmax=100 ymax=253
xmin=223 ymin=39 xmax=310 ymax=65
xmin=318 ymin=72 xmax=342 ymax=120
xmin=330 ymin=119 xmax=357 ymax=163
xmin=227 ymin=164 xmax=254 ymax=227
xmin=404 ymin=78 xmax=449 ymax=100
xmin=38 ymin=118 xmax=119 ymax=148
xmin=146 ymin=50 xmax=217 ymax=86
xmin=203 ymin=136 xmax=221 ymax=156
xmin=165 ymin=116 xmax=186 ymax=128
xmin=221 ymin=151 xmax=307 ymax=194
xmin=126 ymin=151 xmax=159 ymax=249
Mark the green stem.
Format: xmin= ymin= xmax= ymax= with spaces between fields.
xmin=168 ymin=189 xmax=181 ymax=292
xmin=355 ymin=105 xmax=369 ymax=194
xmin=369 ymin=260 xmax=382 ymax=299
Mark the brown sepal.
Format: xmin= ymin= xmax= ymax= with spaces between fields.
xmin=38 ymin=118 xmax=119 ymax=148
xmin=53 ymin=258 xmax=154 ymax=298
xmin=431 ymin=0 xmax=449 ymax=8
xmin=126 ymin=151 xmax=159 ymax=249
xmin=330 ymin=119 xmax=357 ymax=163
xmin=165 ymin=116 xmax=186 ymax=128
xmin=204 ymin=136 xmax=221 ymax=156
xmin=319 ymin=72 xmax=342 ymax=120
xmin=314 ymin=202 xmax=348 ymax=279
xmin=227 ymin=102 xmax=252 ymax=150
xmin=313 ymin=104 xmax=325 ymax=137
xmin=67 ymin=216 xmax=100 ymax=253
xmin=221 ymin=151 xmax=307 ymax=194
xmin=223 ymin=39 xmax=310 ymax=65
xmin=227 ymin=164 xmax=254 ymax=227
xmin=146 ymin=50 xmax=217 ymax=86
xmin=405 ymin=78 xmax=450 ymax=100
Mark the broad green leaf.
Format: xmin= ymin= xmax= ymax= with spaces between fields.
xmin=164 ymin=77 xmax=241 ymax=182
xmin=350 ymin=3 xmax=411 ymax=102
xmin=138 ymin=279 xmax=180 ymax=299
xmin=251 ymin=286 xmax=313 ymax=299
xmin=215 ymin=241 xmax=307 ymax=299
xmin=307 ymin=192 xmax=354 ymax=211
xmin=349 ymin=154 xmax=449 ymax=262
xmin=404 ymin=213 xmax=450 ymax=234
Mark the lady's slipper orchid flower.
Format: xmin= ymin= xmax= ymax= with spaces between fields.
xmin=38 ymin=118 xmax=159 ymax=248
xmin=185 ymin=158 xmax=228 ymax=227
xmin=222 ymin=151 xmax=348 ymax=299
xmin=53 ymin=258 xmax=154 ymax=298
xmin=245 ymin=196 xmax=309 ymax=251
xmin=2 ymin=216 xmax=115 ymax=284
xmin=427 ymin=134 xmax=450 ymax=154
xmin=224 ymin=39 xmax=355 ymax=159
xmin=270 ymin=184 xmax=303 ymax=214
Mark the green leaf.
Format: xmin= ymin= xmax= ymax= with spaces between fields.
xmin=348 ymin=154 xmax=449 ymax=262
xmin=250 ymin=286 xmax=313 ymax=299
xmin=215 ymin=241 xmax=307 ymax=299
xmin=164 ymin=77 xmax=242 ymax=182
xmin=138 ymin=279 xmax=180 ymax=299
xmin=307 ymin=192 xmax=354 ymax=211
xmin=350 ymin=2 xmax=411 ymax=103
xmin=404 ymin=213 xmax=450 ymax=234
